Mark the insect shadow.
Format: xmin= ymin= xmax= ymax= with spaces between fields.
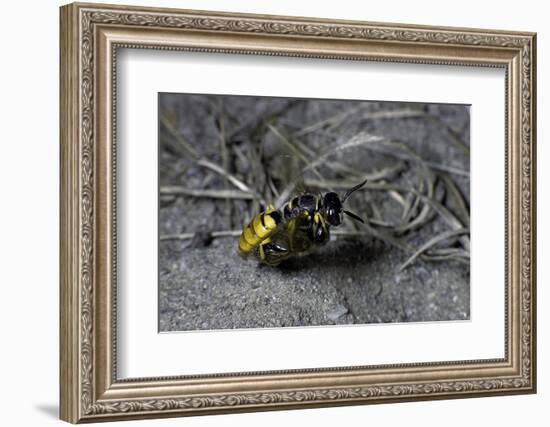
xmin=272 ymin=238 xmax=386 ymax=274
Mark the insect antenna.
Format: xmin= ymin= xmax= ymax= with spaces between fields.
xmin=343 ymin=209 xmax=365 ymax=223
xmin=342 ymin=179 xmax=368 ymax=203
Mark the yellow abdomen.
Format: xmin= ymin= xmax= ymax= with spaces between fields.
xmin=238 ymin=205 xmax=279 ymax=255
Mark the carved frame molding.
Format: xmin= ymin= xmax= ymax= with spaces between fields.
xmin=60 ymin=2 xmax=536 ymax=423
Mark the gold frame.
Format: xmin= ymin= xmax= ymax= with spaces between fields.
xmin=60 ymin=2 xmax=537 ymax=423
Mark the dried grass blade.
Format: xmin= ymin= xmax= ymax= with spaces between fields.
xmin=293 ymin=105 xmax=363 ymax=136
xmin=159 ymin=114 xmax=200 ymax=159
xmin=303 ymin=163 xmax=406 ymax=190
xmin=274 ymin=134 xmax=385 ymax=208
xmin=399 ymin=228 xmax=470 ymax=271
xmin=197 ymin=159 xmax=249 ymax=192
xmin=440 ymin=173 xmax=470 ymax=227
xmin=160 ymin=186 xmax=254 ymax=200
xmin=160 ymin=230 xmax=242 ymax=241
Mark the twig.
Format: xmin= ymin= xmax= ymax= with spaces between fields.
xmin=421 ymin=248 xmax=470 ymax=264
xmin=351 ymin=141 xmax=469 ymax=177
xmin=401 ymin=178 xmax=422 ymax=223
xmin=160 ymin=186 xmax=254 ymax=200
xmin=294 ymin=107 xmax=424 ymax=137
xmin=301 ymin=163 xmax=406 ymax=192
xmin=428 ymin=248 xmax=471 ymax=259
xmin=387 ymin=188 xmax=408 ymax=209
xmin=293 ymin=105 xmax=364 ymax=136
xmin=197 ymin=159 xmax=248 ymax=192
xmin=367 ymin=218 xmax=397 ymax=228
xmin=213 ymin=98 xmax=232 ymax=226
xmin=320 ymin=128 xmax=469 ymax=177
xmin=428 ymin=247 xmax=470 ymax=256
xmin=302 ymin=134 xmax=386 ymax=173
xmin=160 ymin=230 xmax=242 ymax=241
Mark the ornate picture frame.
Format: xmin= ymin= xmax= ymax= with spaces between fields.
xmin=60 ymin=2 xmax=536 ymax=423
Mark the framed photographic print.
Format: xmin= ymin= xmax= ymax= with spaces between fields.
xmin=59 ymin=2 xmax=537 ymax=423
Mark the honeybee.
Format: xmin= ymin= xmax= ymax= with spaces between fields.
xmin=238 ymin=179 xmax=368 ymax=266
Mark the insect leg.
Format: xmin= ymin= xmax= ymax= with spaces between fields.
xmin=260 ymin=240 xmax=290 ymax=266
xmin=258 ymin=240 xmax=267 ymax=262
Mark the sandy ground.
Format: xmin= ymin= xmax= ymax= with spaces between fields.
xmin=158 ymin=94 xmax=470 ymax=332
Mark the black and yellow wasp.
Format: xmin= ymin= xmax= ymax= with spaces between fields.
xmin=238 ymin=180 xmax=368 ymax=266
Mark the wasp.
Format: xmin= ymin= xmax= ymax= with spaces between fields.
xmin=238 ymin=179 xmax=368 ymax=266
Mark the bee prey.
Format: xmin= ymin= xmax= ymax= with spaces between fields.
xmin=238 ymin=180 xmax=368 ymax=266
